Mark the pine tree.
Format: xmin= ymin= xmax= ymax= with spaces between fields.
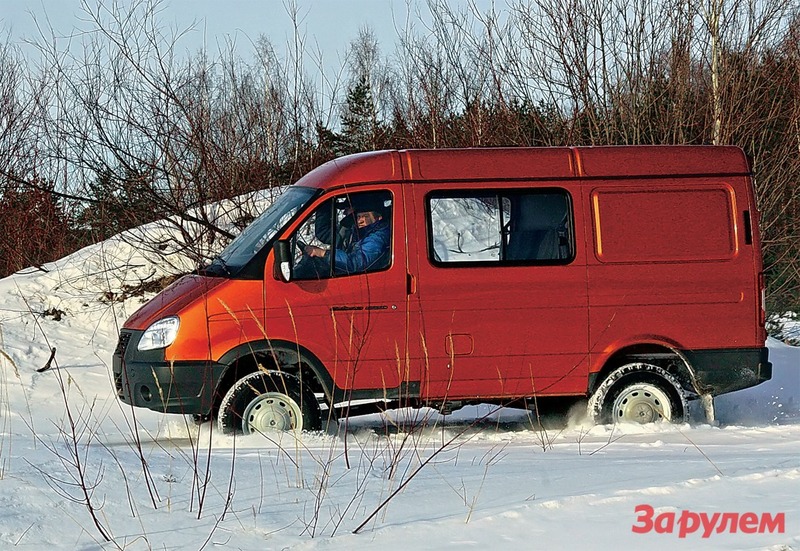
xmin=340 ymin=75 xmax=380 ymax=154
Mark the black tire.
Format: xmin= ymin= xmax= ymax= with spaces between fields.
xmin=217 ymin=371 xmax=321 ymax=434
xmin=588 ymin=363 xmax=687 ymax=425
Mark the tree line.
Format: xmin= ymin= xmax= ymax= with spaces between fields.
xmin=1 ymin=0 xmax=798 ymax=310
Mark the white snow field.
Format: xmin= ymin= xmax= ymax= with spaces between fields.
xmin=0 ymin=223 xmax=798 ymax=550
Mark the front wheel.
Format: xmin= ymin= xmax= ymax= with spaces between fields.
xmin=588 ymin=363 xmax=687 ymax=425
xmin=218 ymin=371 xmax=321 ymax=434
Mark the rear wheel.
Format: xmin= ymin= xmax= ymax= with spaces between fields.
xmin=218 ymin=371 xmax=321 ymax=434
xmin=589 ymin=363 xmax=687 ymax=425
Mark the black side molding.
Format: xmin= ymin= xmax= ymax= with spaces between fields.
xmin=743 ymin=210 xmax=753 ymax=245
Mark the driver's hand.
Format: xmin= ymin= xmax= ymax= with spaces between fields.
xmin=305 ymin=245 xmax=327 ymax=258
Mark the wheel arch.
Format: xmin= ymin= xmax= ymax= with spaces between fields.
xmin=212 ymin=339 xmax=334 ymax=415
xmin=589 ymin=342 xmax=700 ymax=397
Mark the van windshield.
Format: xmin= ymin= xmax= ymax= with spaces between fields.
xmin=206 ymin=186 xmax=317 ymax=276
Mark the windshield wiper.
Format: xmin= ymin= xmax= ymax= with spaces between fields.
xmin=201 ymin=256 xmax=231 ymax=277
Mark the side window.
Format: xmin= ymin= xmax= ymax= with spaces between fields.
xmin=428 ymin=189 xmax=573 ymax=265
xmin=292 ymin=190 xmax=393 ymax=279
xmin=429 ymin=195 xmax=502 ymax=262
xmin=504 ymin=192 xmax=573 ymax=262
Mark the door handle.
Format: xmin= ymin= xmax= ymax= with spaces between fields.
xmin=406 ymin=273 xmax=417 ymax=295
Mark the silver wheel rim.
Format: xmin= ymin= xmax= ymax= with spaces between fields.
xmin=242 ymin=392 xmax=303 ymax=433
xmin=612 ymin=383 xmax=673 ymax=424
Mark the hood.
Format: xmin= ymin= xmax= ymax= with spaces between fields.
xmin=124 ymin=274 xmax=226 ymax=330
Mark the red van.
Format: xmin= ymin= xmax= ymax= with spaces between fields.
xmin=112 ymin=146 xmax=772 ymax=432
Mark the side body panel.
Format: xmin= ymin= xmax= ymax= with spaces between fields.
xmin=404 ymin=148 xmax=590 ymax=400
xmin=171 ymin=279 xmax=265 ymax=363
xmin=578 ymin=148 xmax=764 ymax=381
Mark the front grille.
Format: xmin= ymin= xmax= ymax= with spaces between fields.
xmin=114 ymin=332 xmax=131 ymax=357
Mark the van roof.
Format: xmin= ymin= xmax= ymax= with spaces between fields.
xmin=295 ymin=146 xmax=750 ymax=189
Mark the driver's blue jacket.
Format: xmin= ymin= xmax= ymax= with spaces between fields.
xmin=331 ymin=220 xmax=390 ymax=274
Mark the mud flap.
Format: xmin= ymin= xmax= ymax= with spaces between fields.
xmin=701 ymin=393 xmax=717 ymax=425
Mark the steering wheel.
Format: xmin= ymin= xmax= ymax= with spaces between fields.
xmin=294 ymin=239 xmax=310 ymax=254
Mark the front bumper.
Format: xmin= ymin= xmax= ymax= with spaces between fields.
xmin=112 ymin=329 xmax=224 ymax=415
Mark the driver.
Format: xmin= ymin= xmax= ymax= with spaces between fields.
xmin=304 ymin=197 xmax=390 ymax=275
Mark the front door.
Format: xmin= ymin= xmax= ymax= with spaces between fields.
xmin=266 ymin=186 xmax=413 ymax=397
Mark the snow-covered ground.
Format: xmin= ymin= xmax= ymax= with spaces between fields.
xmin=0 ymin=226 xmax=798 ymax=550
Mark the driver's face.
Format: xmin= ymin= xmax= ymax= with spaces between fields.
xmin=356 ymin=211 xmax=379 ymax=228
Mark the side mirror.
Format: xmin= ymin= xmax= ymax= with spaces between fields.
xmin=272 ymin=240 xmax=292 ymax=282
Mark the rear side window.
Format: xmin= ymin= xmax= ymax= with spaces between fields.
xmin=427 ymin=189 xmax=574 ymax=265
xmin=592 ymin=187 xmax=736 ymax=263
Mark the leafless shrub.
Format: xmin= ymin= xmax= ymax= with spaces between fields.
xmin=1 ymin=0 xmax=797 ymax=292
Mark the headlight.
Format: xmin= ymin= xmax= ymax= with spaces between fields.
xmin=137 ymin=317 xmax=180 ymax=351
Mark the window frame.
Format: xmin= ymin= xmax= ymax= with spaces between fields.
xmin=425 ymin=187 xmax=576 ymax=268
xmin=290 ymin=188 xmax=395 ymax=280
